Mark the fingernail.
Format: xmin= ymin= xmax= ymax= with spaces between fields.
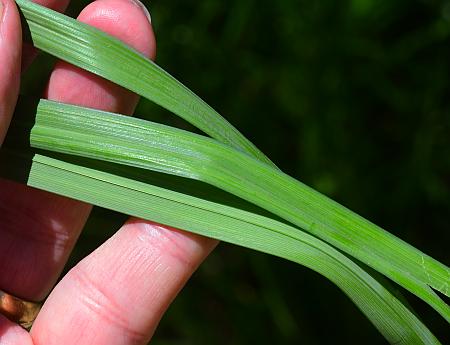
xmin=130 ymin=0 xmax=152 ymax=24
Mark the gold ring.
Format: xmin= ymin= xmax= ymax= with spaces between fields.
xmin=0 ymin=289 xmax=41 ymax=330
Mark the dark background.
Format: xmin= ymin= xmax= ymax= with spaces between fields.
xmin=23 ymin=0 xmax=450 ymax=343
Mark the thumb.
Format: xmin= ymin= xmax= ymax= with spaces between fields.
xmin=0 ymin=0 xmax=21 ymax=146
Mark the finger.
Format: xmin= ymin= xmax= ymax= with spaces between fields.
xmin=0 ymin=0 xmax=155 ymax=301
xmin=0 ymin=315 xmax=33 ymax=345
xmin=0 ymin=0 xmax=21 ymax=145
xmin=32 ymin=220 xmax=217 ymax=345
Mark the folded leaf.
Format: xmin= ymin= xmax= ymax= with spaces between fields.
xmin=0 ymin=148 xmax=438 ymax=344
xmin=30 ymin=100 xmax=450 ymax=323
xmin=15 ymin=0 xmax=272 ymax=165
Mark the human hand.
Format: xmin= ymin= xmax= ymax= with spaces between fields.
xmin=0 ymin=0 xmax=216 ymax=343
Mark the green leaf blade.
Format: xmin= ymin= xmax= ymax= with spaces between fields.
xmin=31 ymin=100 xmax=450 ymax=323
xmin=25 ymin=153 xmax=440 ymax=345
xmin=16 ymin=0 xmax=273 ymax=166
xmin=12 ymin=0 xmax=449 ymax=340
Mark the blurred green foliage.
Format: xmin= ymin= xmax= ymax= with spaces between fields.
xmin=23 ymin=0 xmax=450 ymax=343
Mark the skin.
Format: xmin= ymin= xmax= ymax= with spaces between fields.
xmin=0 ymin=0 xmax=217 ymax=344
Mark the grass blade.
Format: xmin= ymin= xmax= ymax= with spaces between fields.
xmin=11 ymin=0 xmax=449 ymax=340
xmin=30 ymin=100 xmax=450 ymax=323
xmin=0 ymin=147 xmax=439 ymax=344
xmin=15 ymin=0 xmax=272 ymax=165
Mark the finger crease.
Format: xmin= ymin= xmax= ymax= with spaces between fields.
xmin=70 ymin=268 xmax=147 ymax=344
